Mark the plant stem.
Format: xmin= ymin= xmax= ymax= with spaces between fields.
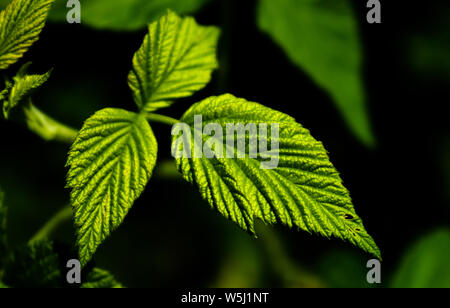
xmin=24 ymin=103 xmax=78 ymax=144
xmin=29 ymin=205 xmax=73 ymax=244
xmin=145 ymin=113 xmax=180 ymax=126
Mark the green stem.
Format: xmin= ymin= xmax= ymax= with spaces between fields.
xmin=24 ymin=103 xmax=78 ymax=144
xmin=29 ymin=205 xmax=73 ymax=244
xmin=145 ymin=113 xmax=180 ymax=126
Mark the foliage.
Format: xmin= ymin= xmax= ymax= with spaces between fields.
xmin=390 ymin=229 xmax=450 ymax=288
xmin=64 ymin=11 xmax=379 ymax=265
xmin=0 ymin=0 xmax=384 ymax=287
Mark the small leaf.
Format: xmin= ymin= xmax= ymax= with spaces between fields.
xmin=66 ymin=108 xmax=158 ymax=266
xmin=0 ymin=0 xmax=54 ymax=70
xmin=1 ymin=65 xmax=51 ymax=119
xmin=257 ymin=0 xmax=375 ymax=146
xmin=390 ymin=229 xmax=450 ymax=288
xmin=81 ymin=268 xmax=123 ymax=288
xmin=128 ymin=10 xmax=220 ymax=112
xmin=172 ymin=94 xmax=380 ymax=259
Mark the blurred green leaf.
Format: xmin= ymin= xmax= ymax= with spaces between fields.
xmin=407 ymin=6 xmax=450 ymax=83
xmin=3 ymin=240 xmax=62 ymax=288
xmin=48 ymin=0 xmax=211 ymax=31
xmin=391 ymin=229 xmax=450 ymax=288
xmin=258 ymin=0 xmax=374 ymax=146
xmin=3 ymin=240 xmax=125 ymax=288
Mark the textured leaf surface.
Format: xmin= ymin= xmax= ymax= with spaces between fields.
xmin=128 ymin=10 xmax=219 ymax=112
xmin=172 ymin=94 xmax=380 ymax=258
xmin=258 ymin=0 xmax=374 ymax=146
xmin=81 ymin=268 xmax=123 ymax=288
xmin=391 ymin=229 xmax=450 ymax=288
xmin=47 ymin=0 xmax=210 ymax=31
xmin=2 ymin=240 xmax=62 ymax=288
xmin=1 ymin=66 xmax=51 ymax=119
xmin=66 ymin=108 xmax=158 ymax=266
xmin=0 ymin=0 xmax=54 ymax=70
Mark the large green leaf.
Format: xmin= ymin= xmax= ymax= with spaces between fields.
xmin=0 ymin=0 xmax=54 ymax=70
xmin=172 ymin=94 xmax=380 ymax=259
xmin=391 ymin=229 xmax=450 ymax=288
xmin=258 ymin=0 xmax=374 ymax=146
xmin=48 ymin=0 xmax=210 ymax=31
xmin=81 ymin=268 xmax=123 ymax=288
xmin=128 ymin=10 xmax=220 ymax=112
xmin=66 ymin=108 xmax=158 ymax=266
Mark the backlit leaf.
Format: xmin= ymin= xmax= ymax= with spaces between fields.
xmin=128 ymin=10 xmax=220 ymax=112
xmin=172 ymin=94 xmax=380 ymax=259
xmin=0 ymin=0 xmax=54 ymax=70
xmin=66 ymin=108 xmax=158 ymax=266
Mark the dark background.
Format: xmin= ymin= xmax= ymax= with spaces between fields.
xmin=0 ymin=0 xmax=449 ymax=287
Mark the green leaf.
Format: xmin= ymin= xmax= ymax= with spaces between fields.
xmin=66 ymin=108 xmax=158 ymax=266
xmin=0 ymin=281 xmax=9 ymax=288
xmin=390 ymin=229 xmax=450 ymax=288
xmin=2 ymin=240 xmax=62 ymax=288
xmin=172 ymin=94 xmax=380 ymax=259
xmin=257 ymin=0 xmax=375 ymax=146
xmin=0 ymin=0 xmax=54 ymax=70
xmin=81 ymin=268 xmax=123 ymax=288
xmin=47 ymin=0 xmax=210 ymax=31
xmin=128 ymin=10 xmax=220 ymax=112
xmin=1 ymin=64 xmax=51 ymax=119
